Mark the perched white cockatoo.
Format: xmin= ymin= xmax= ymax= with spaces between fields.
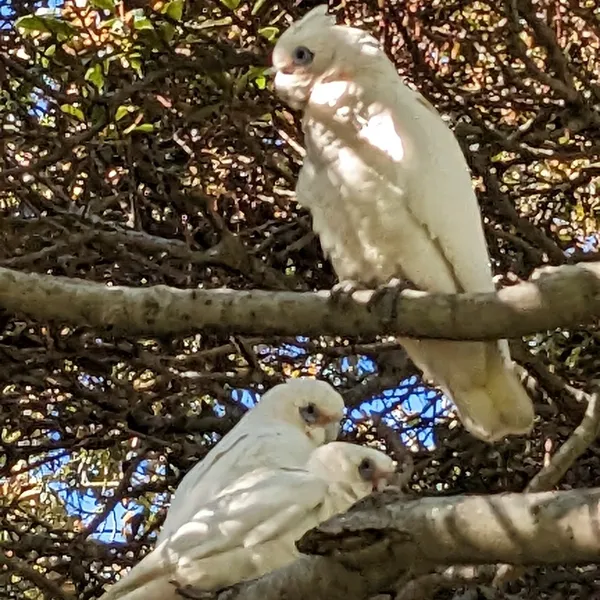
xmin=158 ymin=378 xmax=345 ymax=542
xmin=271 ymin=6 xmax=534 ymax=443
xmin=99 ymin=442 xmax=396 ymax=600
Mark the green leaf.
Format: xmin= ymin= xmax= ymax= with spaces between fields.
xmin=101 ymin=17 xmax=119 ymax=29
xmin=16 ymin=15 xmax=50 ymax=32
xmin=91 ymin=105 xmax=106 ymax=127
xmin=133 ymin=123 xmax=155 ymax=132
xmin=159 ymin=22 xmax=175 ymax=42
xmin=219 ymin=0 xmax=241 ymax=10
xmin=163 ymin=0 xmax=184 ymax=21
xmin=123 ymin=122 xmax=155 ymax=135
xmin=258 ymin=26 xmax=278 ymax=42
xmin=248 ymin=66 xmax=267 ymax=78
xmin=60 ymin=104 xmax=85 ymax=121
xmin=133 ymin=15 xmax=154 ymax=30
xmin=115 ymin=105 xmax=130 ymax=121
xmin=129 ymin=54 xmax=143 ymax=77
xmin=85 ymin=64 xmax=105 ymax=92
xmin=196 ymin=17 xmax=232 ymax=30
xmin=91 ymin=0 xmax=115 ymax=11
xmin=248 ymin=66 xmax=268 ymax=89
xmin=251 ymin=0 xmax=267 ymax=15
xmin=16 ymin=14 xmax=77 ymax=39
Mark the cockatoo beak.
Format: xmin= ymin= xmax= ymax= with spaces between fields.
xmin=306 ymin=415 xmax=340 ymax=445
xmin=312 ymin=411 xmax=341 ymax=443
xmin=324 ymin=421 xmax=340 ymax=443
xmin=373 ymin=469 xmax=397 ymax=492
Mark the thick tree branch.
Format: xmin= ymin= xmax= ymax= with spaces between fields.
xmin=396 ymin=386 xmax=600 ymax=598
xmin=178 ymin=488 xmax=600 ymax=600
xmin=301 ymin=487 xmax=600 ymax=566
xmin=0 ymin=263 xmax=600 ymax=339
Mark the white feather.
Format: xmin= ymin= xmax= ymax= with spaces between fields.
xmin=157 ymin=378 xmax=345 ymax=541
xmin=99 ymin=443 xmax=395 ymax=600
xmin=272 ymin=6 xmax=534 ymax=442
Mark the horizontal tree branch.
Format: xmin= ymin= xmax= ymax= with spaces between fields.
xmin=179 ymin=487 xmax=600 ymax=600
xmin=0 ymin=263 xmax=599 ymax=339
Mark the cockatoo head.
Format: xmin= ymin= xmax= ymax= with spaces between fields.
xmin=271 ymin=5 xmax=383 ymax=109
xmin=308 ymin=442 xmax=397 ymax=497
xmin=255 ymin=378 xmax=345 ymax=446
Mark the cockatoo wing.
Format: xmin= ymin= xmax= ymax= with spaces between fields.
xmin=100 ymin=467 xmax=328 ymax=600
xmin=158 ymin=419 xmax=316 ymax=542
xmin=386 ymin=86 xmax=533 ymax=440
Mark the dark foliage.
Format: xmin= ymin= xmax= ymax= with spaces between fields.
xmin=0 ymin=0 xmax=599 ymax=598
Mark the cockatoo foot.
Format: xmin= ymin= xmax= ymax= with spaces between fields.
xmin=176 ymin=582 xmax=240 ymax=600
xmin=329 ymin=279 xmax=361 ymax=307
xmin=366 ymin=278 xmax=411 ymax=325
xmin=175 ymin=585 xmax=224 ymax=599
xmin=175 ymin=585 xmax=211 ymax=599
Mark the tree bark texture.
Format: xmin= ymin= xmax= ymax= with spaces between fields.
xmin=181 ymin=487 xmax=600 ymax=600
xmin=1 ymin=262 xmax=600 ymax=340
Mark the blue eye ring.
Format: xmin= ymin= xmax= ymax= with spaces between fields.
xmin=292 ymin=45 xmax=314 ymax=66
xmin=300 ymin=402 xmax=318 ymax=424
xmin=358 ymin=458 xmax=375 ymax=481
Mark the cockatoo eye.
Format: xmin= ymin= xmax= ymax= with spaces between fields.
xmin=358 ymin=458 xmax=375 ymax=481
xmin=300 ymin=402 xmax=318 ymax=424
xmin=292 ymin=45 xmax=314 ymax=66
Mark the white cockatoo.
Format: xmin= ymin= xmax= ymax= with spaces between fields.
xmin=99 ymin=442 xmax=396 ymax=600
xmin=271 ymin=6 xmax=535 ymax=443
xmin=158 ymin=378 xmax=345 ymax=542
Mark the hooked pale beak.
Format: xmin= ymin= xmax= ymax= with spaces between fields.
xmin=324 ymin=421 xmax=340 ymax=443
xmin=373 ymin=470 xmax=397 ymax=492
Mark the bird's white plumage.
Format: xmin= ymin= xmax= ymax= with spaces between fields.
xmin=99 ymin=442 xmax=396 ymax=600
xmin=272 ymin=7 xmax=534 ymax=442
xmin=157 ymin=378 xmax=345 ymax=541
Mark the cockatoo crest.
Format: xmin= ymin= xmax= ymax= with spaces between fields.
xmin=250 ymin=377 xmax=345 ymax=445
xmin=272 ymin=5 xmax=387 ymax=110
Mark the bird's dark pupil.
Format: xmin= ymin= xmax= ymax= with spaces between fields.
xmin=307 ymin=404 xmax=315 ymax=413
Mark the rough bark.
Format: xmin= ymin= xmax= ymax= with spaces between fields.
xmin=0 ymin=262 xmax=600 ymax=340
xmin=178 ymin=488 xmax=600 ymax=600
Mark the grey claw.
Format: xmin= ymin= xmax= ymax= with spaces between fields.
xmin=329 ymin=279 xmax=360 ymax=307
xmin=366 ymin=278 xmax=410 ymax=325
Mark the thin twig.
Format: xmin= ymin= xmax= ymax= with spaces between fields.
xmin=0 ymin=550 xmax=75 ymax=600
xmin=527 ymin=390 xmax=600 ymax=492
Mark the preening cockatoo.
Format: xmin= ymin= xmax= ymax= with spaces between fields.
xmin=158 ymin=378 xmax=345 ymax=541
xmin=271 ymin=6 xmax=535 ymax=442
xmin=99 ymin=442 xmax=396 ymax=600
